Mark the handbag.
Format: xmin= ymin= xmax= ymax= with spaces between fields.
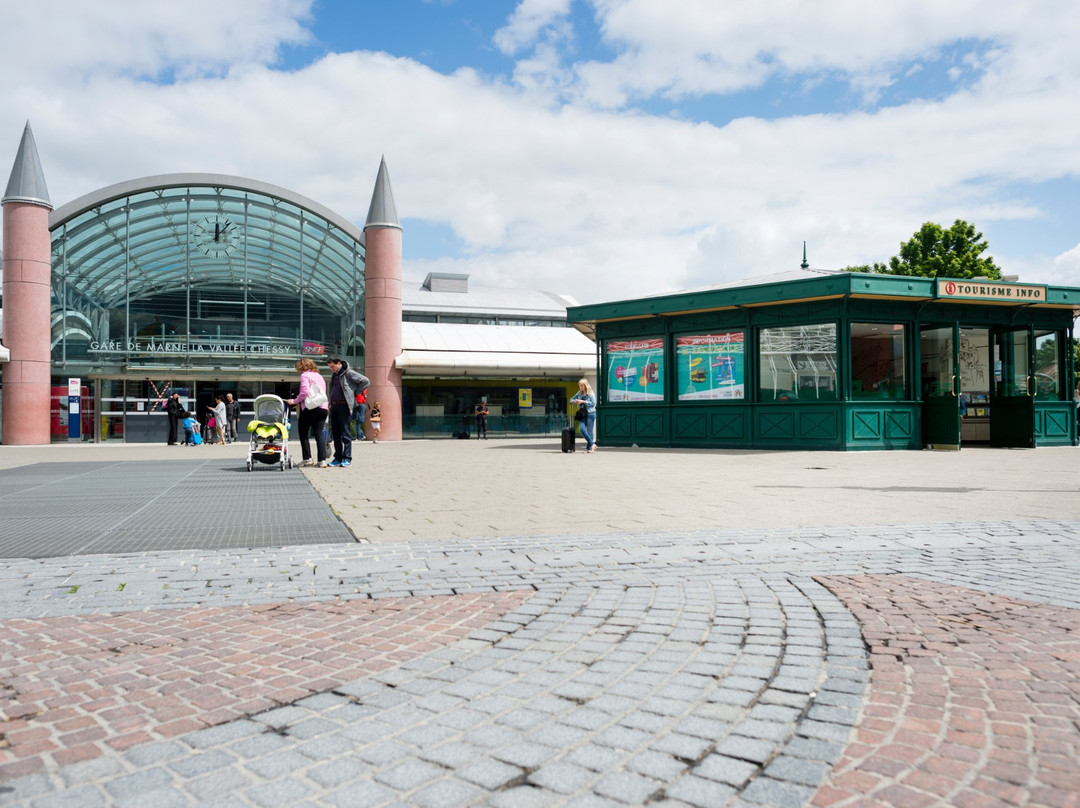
xmin=207 ymin=416 xmax=216 ymax=429
xmin=574 ymin=403 xmax=587 ymax=422
xmin=305 ymin=379 xmax=328 ymax=410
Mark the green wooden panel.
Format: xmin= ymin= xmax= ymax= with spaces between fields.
xmin=710 ymin=409 xmax=747 ymax=440
xmin=851 ymin=409 xmax=882 ymax=440
xmin=602 ymin=412 xmax=633 ymax=441
xmin=673 ymin=407 xmax=748 ymax=445
xmin=884 ymin=409 xmax=915 ymax=441
xmin=845 ymin=405 xmax=918 ymax=449
xmin=758 ymin=410 xmax=795 ymax=440
xmin=674 ymin=412 xmax=707 ymax=440
xmin=798 ymin=410 xmax=838 ymax=441
xmin=1035 ymin=404 xmax=1073 ymax=445
xmin=635 ymin=411 xmax=665 ymax=439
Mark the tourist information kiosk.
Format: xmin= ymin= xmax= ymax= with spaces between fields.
xmin=567 ymin=271 xmax=1078 ymax=451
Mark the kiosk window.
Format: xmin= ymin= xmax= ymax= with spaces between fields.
xmin=605 ymin=338 xmax=665 ymax=403
xmin=676 ymin=333 xmax=745 ymax=401
xmin=1034 ymin=330 xmax=1061 ymax=398
xmin=759 ymin=324 xmax=837 ymax=401
xmin=850 ymin=323 xmax=906 ymax=399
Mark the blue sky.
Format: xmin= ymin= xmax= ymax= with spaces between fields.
xmin=1 ymin=0 xmax=1079 ymax=302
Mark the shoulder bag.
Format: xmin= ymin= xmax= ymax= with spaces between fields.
xmin=305 ymin=378 xmax=328 ymax=410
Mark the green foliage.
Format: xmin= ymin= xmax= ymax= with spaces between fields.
xmin=888 ymin=220 xmax=1002 ymax=279
xmin=842 ymin=220 xmax=1002 ymax=279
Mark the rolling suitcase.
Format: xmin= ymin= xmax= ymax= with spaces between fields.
xmin=561 ymin=426 xmax=576 ymax=453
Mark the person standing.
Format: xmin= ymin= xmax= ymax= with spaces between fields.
xmin=225 ymin=393 xmax=240 ymax=444
xmin=369 ymin=401 xmax=381 ymax=443
xmin=165 ymin=392 xmax=183 ymax=445
xmin=569 ymin=378 xmax=598 ymax=453
xmin=287 ymin=359 xmax=329 ymax=467
xmin=208 ymin=395 xmax=227 ymax=445
xmin=351 ymin=389 xmax=368 ymax=441
xmin=475 ymin=400 xmax=489 ymax=440
xmin=325 ymin=356 xmax=369 ymax=468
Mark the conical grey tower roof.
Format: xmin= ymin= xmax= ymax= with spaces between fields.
xmin=364 ymin=156 xmax=400 ymax=230
xmin=3 ymin=121 xmax=51 ymax=208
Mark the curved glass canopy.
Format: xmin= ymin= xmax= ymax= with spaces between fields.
xmin=48 ymin=175 xmax=366 ymax=371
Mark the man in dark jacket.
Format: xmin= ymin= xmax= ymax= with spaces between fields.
xmin=325 ymin=356 xmax=369 ymax=467
xmin=165 ymin=392 xmax=183 ymax=445
xmin=225 ymin=393 xmax=240 ymax=443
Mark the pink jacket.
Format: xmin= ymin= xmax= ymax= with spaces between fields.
xmin=296 ymin=370 xmax=328 ymax=410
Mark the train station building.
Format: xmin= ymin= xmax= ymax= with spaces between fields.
xmin=0 ymin=123 xmax=594 ymax=443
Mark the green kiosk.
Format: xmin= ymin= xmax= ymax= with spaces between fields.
xmin=567 ymin=270 xmax=1078 ymax=451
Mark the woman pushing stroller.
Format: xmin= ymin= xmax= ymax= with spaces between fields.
xmin=287 ymin=358 xmax=329 ymax=468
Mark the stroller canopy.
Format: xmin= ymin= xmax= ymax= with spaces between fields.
xmin=253 ymin=395 xmax=286 ymax=424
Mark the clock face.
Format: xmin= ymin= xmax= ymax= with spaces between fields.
xmin=191 ymin=215 xmax=242 ymax=257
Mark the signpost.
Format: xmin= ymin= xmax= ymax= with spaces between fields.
xmin=68 ymin=378 xmax=81 ymax=441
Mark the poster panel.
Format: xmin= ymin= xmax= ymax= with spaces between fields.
xmin=606 ymin=338 xmax=665 ymax=402
xmin=676 ymin=333 xmax=745 ymax=401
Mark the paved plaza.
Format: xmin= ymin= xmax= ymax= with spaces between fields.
xmin=0 ymin=439 xmax=1078 ymax=807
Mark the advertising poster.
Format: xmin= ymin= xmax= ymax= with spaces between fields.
xmin=606 ymin=338 xmax=665 ymax=402
xmin=676 ymin=333 xmax=745 ymax=400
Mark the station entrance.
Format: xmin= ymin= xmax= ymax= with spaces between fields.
xmin=51 ymin=376 xmax=301 ymax=443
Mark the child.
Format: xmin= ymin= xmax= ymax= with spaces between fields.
xmin=351 ymin=390 xmax=368 ymax=440
xmin=369 ymin=402 xmax=381 ymax=443
xmin=182 ymin=413 xmax=198 ymax=446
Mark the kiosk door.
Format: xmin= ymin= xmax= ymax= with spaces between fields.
xmin=990 ymin=326 xmax=1035 ymax=448
xmin=920 ymin=325 xmax=960 ymax=449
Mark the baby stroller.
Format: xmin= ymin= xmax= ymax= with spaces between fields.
xmin=246 ymin=394 xmax=292 ymax=471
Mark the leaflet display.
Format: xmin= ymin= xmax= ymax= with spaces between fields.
xmin=606 ymin=338 xmax=665 ymax=402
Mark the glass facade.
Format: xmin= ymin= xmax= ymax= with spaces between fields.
xmin=1034 ymin=329 xmax=1061 ymax=398
xmin=50 ymin=181 xmax=365 ymax=376
xmin=758 ymin=324 xmax=837 ymax=401
xmin=850 ymin=323 xmax=906 ymax=399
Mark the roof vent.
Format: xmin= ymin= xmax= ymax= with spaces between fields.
xmin=423 ymin=272 xmax=469 ymax=293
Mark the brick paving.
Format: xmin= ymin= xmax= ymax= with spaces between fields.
xmin=0 ymin=442 xmax=1077 ymax=807
xmin=0 ymin=592 xmax=529 ymax=781
xmin=814 ymin=575 xmax=1080 ymax=808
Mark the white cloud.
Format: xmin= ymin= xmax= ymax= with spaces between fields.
xmin=0 ymin=0 xmax=313 ymax=83
xmin=2 ymin=0 xmax=1080 ymax=306
xmin=574 ymin=0 xmax=1052 ymax=105
xmin=494 ymin=0 xmax=573 ymax=56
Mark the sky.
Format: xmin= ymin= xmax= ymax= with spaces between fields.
xmin=1 ymin=0 xmax=1079 ymax=304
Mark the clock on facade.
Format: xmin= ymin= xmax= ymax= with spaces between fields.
xmin=191 ymin=215 xmax=242 ymax=257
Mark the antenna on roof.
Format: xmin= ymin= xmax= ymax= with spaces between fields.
xmin=800 ymin=241 xmax=809 ymax=269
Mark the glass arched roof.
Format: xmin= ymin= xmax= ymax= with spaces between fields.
xmin=48 ymin=174 xmax=365 ymax=315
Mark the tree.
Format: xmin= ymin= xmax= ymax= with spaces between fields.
xmin=842 ymin=219 xmax=1002 ymax=279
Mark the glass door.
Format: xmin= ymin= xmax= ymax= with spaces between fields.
xmin=990 ymin=326 xmax=1035 ymax=448
xmin=920 ymin=325 xmax=960 ymax=449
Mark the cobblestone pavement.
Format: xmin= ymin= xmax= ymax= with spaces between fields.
xmin=1 ymin=515 xmax=1078 ymax=807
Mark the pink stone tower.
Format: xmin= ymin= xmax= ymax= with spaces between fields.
xmin=362 ymin=156 xmax=403 ymax=441
xmin=2 ymin=122 xmax=53 ymax=444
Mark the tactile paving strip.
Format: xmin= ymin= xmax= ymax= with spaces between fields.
xmin=0 ymin=461 xmax=355 ymax=559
